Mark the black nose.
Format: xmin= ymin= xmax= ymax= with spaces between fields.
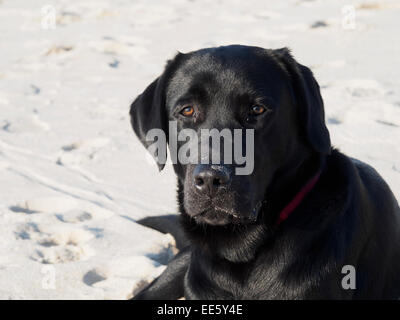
xmin=193 ymin=165 xmax=230 ymax=195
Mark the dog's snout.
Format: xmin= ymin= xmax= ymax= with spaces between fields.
xmin=193 ymin=165 xmax=230 ymax=195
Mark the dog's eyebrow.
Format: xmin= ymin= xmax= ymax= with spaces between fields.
xmin=254 ymin=95 xmax=276 ymax=108
xmin=234 ymin=90 xmax=277 ymax=109
xmin=175 ymin=96 xmax=196 ymax=107
xmin=173 ymin=84 xmax=212 ymax=107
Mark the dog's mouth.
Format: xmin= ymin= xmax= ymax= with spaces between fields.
xmin=192 ymin=201 xmax=263 ymax=226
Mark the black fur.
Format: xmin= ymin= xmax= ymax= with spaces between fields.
xmin=137 ymin=215 xmax=188 ymax=250
xmin=131 ymin=45 xmax=400 ymax=299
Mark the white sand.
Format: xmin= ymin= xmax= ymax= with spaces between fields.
xmin=0 ymin=0 xmax=399 ymax=299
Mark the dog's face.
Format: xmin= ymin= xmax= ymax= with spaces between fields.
xmin=130 ymin=45 xmax=330 ymax=227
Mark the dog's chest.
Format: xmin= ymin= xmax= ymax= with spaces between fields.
xmin=184 ymin=252 xmax=300 ymax=299
xmin=184 ymin=244 xmax=343 ymax=300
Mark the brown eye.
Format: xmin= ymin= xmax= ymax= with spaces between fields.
xmin=180 ymin=105 xmax=195 ymax=117
xmin=250 ymin=105 xmax=266 ymax=115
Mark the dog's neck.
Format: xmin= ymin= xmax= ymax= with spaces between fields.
xmin=264 ymin=153 xmax=326 ymax=225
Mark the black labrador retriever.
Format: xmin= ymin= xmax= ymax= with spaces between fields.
xmin=130 ymin=45 xmax=400 ymax=299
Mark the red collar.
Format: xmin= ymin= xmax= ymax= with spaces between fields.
xmin=276 ymin=170 xmax=322 ymax=226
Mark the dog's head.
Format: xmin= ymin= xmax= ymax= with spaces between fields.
xmin=130 ymin=45 xmax=330 ymax=227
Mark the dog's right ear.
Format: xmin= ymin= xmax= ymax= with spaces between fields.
xmin=130 ymin=53 xmax=184 ymax=171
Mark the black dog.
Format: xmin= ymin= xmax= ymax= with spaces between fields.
xmin=130 ymin=45 xmax=400 ymax=299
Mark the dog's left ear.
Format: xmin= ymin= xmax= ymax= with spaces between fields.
xmin=274 ymin=48 xmax=331 ymax=155
xmin=130 ymin=53 xmax=184 ymax=171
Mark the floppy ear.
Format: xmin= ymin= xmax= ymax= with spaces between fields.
xmin=274 ymin=48 xmax=331 ymax=155
xmin=130 ymin=53 xmax=184 ymax=171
